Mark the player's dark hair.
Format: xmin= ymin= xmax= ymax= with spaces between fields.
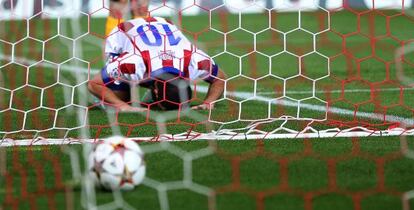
xmin=151 ymin=73 xmax=192 ymax=110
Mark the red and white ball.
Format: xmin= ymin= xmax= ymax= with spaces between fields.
xmin=88 ymin=136 xmax=146 ymax=191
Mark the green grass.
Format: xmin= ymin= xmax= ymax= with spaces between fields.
xmin=1 ymin=9 xmax=414 ymax=210
xmin=1 ymin=138 xmax=414 ymax=210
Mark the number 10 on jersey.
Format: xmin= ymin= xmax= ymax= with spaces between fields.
xmin=137 ymin=24 xmax=182 ymax=47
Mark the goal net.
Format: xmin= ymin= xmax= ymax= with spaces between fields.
xmin=1 ymin=0 xmax=414 ymax=145
xmin=1 ymin=1 xmax=414 ymax=210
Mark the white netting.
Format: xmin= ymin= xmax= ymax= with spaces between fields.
xmin=1 ymin=1 xmax=414 ymax=210
xmin=0 ymin=0 xmax=414 ymax=145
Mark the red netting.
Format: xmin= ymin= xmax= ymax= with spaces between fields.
xmin=1 ymin=0 xmax=414 ymax=210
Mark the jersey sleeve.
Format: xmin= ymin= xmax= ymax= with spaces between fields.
xmin=104 ymin=53 xmax=147 ymax=84
xmin=188 ymin=49 xmax=219 ymax=83
xmin=104 ymin=27 xmax=129 ymax=57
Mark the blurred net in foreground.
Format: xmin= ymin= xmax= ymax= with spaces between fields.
xmin=1 ymin=0 xmax=414 ymax=209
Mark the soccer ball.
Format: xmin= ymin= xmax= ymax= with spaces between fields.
xmin=88 ymin=136 xmax=146 ymax=191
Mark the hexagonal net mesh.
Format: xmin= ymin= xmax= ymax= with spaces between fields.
xmin=1 ymin=1 xmax=414 ymax=210
xmin=0 ymin=0 xmax=413 ymax=145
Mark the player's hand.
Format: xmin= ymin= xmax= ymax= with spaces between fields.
xmin=119 ymin=104 xmax=147 ymax=112
xmin=191 ymin=103 xmax=214 ymax=110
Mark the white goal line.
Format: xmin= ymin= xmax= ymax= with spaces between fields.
xmin=259 ymin=87 xmax=414 ymax=95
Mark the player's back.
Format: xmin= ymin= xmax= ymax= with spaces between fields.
xmin=107 ymin=17 xmax=194 ymax=74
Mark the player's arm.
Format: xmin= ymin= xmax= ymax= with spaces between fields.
xmin=88 ymin=72 xmax=145 ymax=112
xmin=203 ymin=69 xmax=226 ymax=105
xmin=192 ymin=68 xmax=226 ymax=110
xmin=188 ymin=51 xmax=226 ymax=110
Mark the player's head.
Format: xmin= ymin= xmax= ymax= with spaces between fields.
xmin=151 ymin=73 xmax=192 ymax=110
xmin=130 ymin=0 xmax=149 ymax=17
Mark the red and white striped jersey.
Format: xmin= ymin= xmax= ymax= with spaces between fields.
xmin=104 ymin=17 xmax=217 ymax=83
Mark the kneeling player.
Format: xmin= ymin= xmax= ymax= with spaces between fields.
xmin=88 ymin=17 xmax=225 ymax=112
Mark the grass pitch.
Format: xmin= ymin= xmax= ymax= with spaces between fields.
xmin=2 ymin=138 xmax=414 ymax=210
xmin=1 ymin=9 xmax=414 ymax=210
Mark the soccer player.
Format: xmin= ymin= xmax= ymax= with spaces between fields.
xmin=88 ymin=16 xmax=226 ymax=112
